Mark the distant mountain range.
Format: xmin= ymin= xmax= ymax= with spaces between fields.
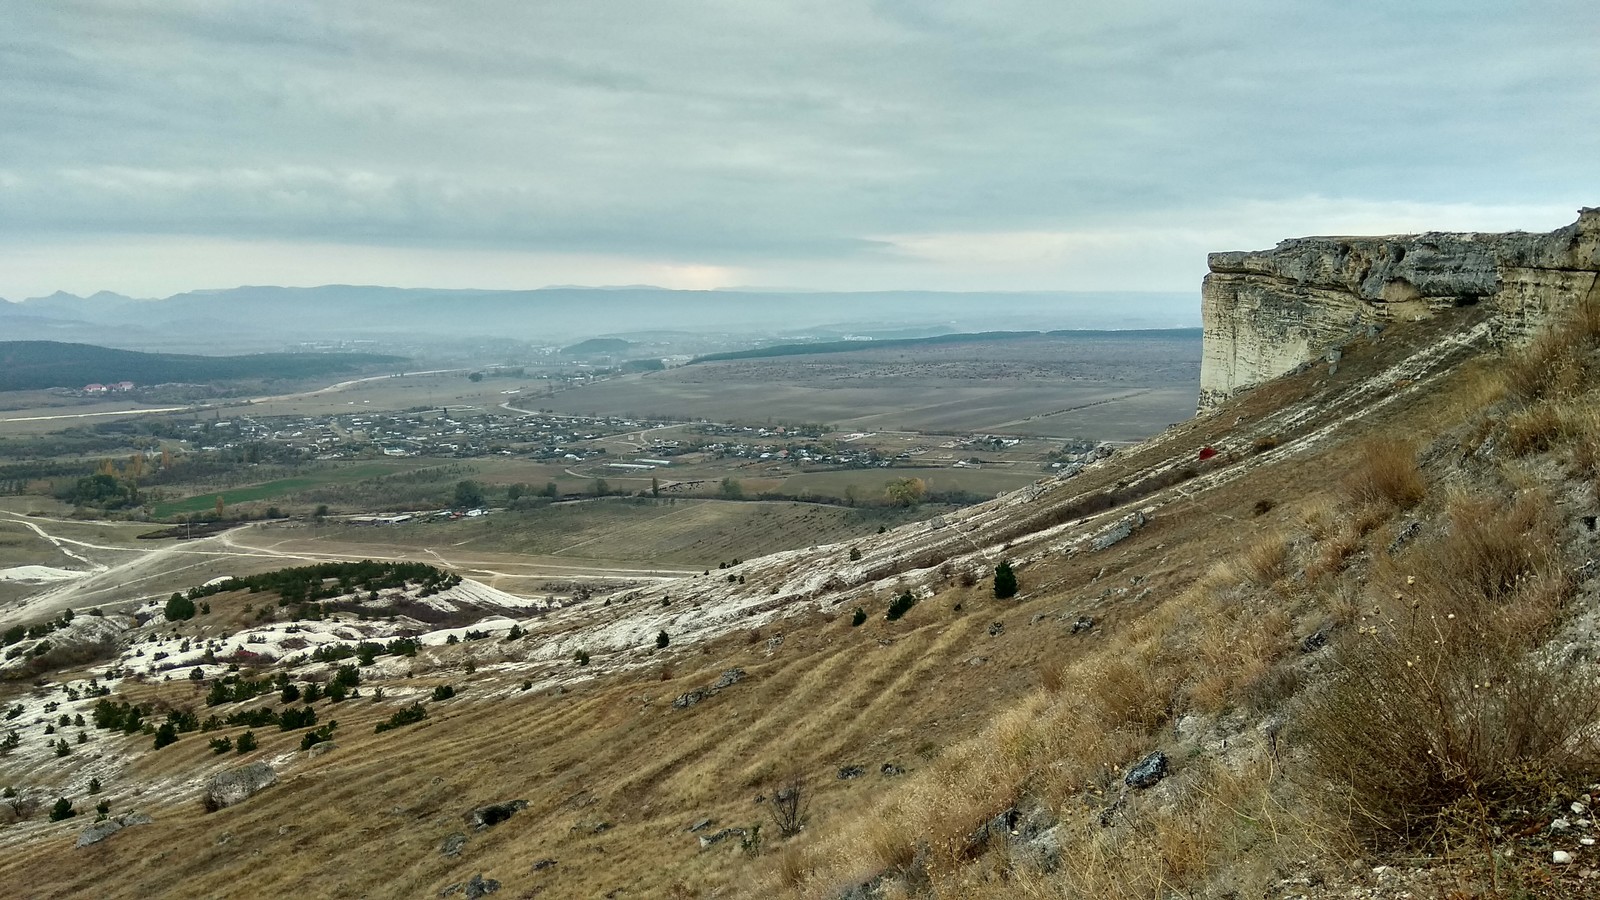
xmin=0 ymin=285 xmax=1198 ymax=354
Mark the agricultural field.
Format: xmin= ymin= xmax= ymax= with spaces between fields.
xmin=540 ymin=332 xmax=1200 ymax=440
xmin=149 ymin=462 xmax=428 ymax=517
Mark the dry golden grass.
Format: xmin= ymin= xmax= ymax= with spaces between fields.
xmin=1240 ymin=534 xmax=1290 ymax=587
xmin=1342 ymin=438 xmax=1427 ymax=509
xmin=1504 ymin=401 xmax=1566 ymax=456
xmin=1302 ymin=488 xmax=1592 ymax=848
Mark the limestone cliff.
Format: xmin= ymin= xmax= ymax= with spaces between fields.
xmin=1199 ymin=207 xmax=1600 ymax=411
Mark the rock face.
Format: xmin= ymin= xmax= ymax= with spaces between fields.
xmin=1199 ymin=208 xmax=1600 ymax=410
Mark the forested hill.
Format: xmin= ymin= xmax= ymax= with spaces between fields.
xmin=0 ymin=341 xmax=406 ymax=392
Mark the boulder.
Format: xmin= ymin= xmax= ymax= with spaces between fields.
xmin=698 ymin=827 xmax=745 ymax=849
xmin=1124 ymin=751 xmax=1168 ymax=789
xmin=1092 ymin=512 xmax=1146 ymax=551
xmin=75 ymin=812 xmax=152 ymax=848
xmin=204 ymin=762 xmax=277 ymax=810
xmin=440 ymin=831 xmax=468 ymax=857
xmin=465 ymin=800 xmax=527 ymax=830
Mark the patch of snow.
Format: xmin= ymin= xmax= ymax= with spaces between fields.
xmin=0 ymin=565 xmax=87 ymax=584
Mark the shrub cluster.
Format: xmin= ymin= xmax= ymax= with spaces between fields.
xmin=885 ymin=592 xmax=917 ymax=622
xmin=375 ymin=703 xmax=428 ymax=733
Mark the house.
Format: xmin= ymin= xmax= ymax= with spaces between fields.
xmin=84 ymin=383 xmax=107 ymax=393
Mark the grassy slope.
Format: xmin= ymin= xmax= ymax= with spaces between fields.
xmin=2 ymin=308 xmax=1598 ymax=898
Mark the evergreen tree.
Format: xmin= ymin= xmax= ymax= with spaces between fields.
xmin=164 ymin=592 xmax=196 ymax=621
xmin=993 ymin=560 xmax=1018 ymax=599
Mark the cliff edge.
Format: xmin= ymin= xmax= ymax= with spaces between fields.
xmin=1199 ymin=207 xmax=1600 ymax=411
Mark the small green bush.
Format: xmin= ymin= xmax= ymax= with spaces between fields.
xmin=235 ymin=731 xmax=257 ymax=753
xmin=850 ymin=608 xmax=867 ymax=627
xmin=375 ymin=703 xmax=428 ymax=734
xmin=300 ymin=722 xmax=337 ymax=751
xmin=885 ymin=592 xmax=917 ymax=622
xmin=152 ymin=722 xmax=178 ymax=750
xmin=656 ymin=630 xmax=670 ymax=649
xmin=431 ymin=684 xmax=456 ymax=702
xmin=49 ymin=798 xmax=75 ymax=821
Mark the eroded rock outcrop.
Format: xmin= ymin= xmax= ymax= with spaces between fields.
xmin=1200 ymin=207 xmax=1600 ymax=410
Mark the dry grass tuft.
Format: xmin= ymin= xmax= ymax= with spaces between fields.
xmin=1299 ymin=490 xmax=1590 ymax=847
xmin=1503 ymin=402 xmax=1565 ymax=456
xmin=1240 ymin=535 xmax=1290 ymax=587
xmin=1504 ymin=302 xmax=1600 ymax=402
xmin=1342 ymin=438 xmax=1426 ymax=510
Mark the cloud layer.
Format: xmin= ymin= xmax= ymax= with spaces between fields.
xmin=2 ymin=0 xmax=1595 ymax=297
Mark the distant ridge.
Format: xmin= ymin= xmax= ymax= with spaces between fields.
xmin=688 ymin=327 xmax=1202 ymax=363
xmin=0 ymin=341 xmax=406 ymax=392
xmin=0 ymin=287 xmax=1199 ymax=353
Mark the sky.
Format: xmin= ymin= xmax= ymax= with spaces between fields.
xmin=1 ymin=0 xmax=1596 ymax=300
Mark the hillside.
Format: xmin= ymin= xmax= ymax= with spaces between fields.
xmin=0 ymin=212 xmax=1597 ymax=898
xmin=0 ymin=342 xmax=406 ymax=392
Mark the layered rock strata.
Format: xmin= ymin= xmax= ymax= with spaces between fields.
xmin=1199 ymin=207 xmax=1600 ymax=411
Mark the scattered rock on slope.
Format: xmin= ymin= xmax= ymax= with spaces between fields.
xmin=203 ymin=762 xmax=277 ymax=810
xmin=75 ymin=812 xmax=153 ymax=848
xmin=1124 ymin=751 xmax=1168 ymax=789
xmin=673 ymin=668 xmax=745 ymax=709
xmin=440 ymin=874 xmax=500 ymax=898
xmin=465 ymin=800 xmax=527 ymax=829
xmin=1092 ymin=512 xmax=1146 ymax=551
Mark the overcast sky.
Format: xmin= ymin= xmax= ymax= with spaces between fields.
xmin=1 ymin=0 xmax=1595 ymax=300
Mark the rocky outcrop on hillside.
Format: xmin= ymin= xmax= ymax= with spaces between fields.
xmin=1199 ymin=207 xmax=1600 ymax=410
